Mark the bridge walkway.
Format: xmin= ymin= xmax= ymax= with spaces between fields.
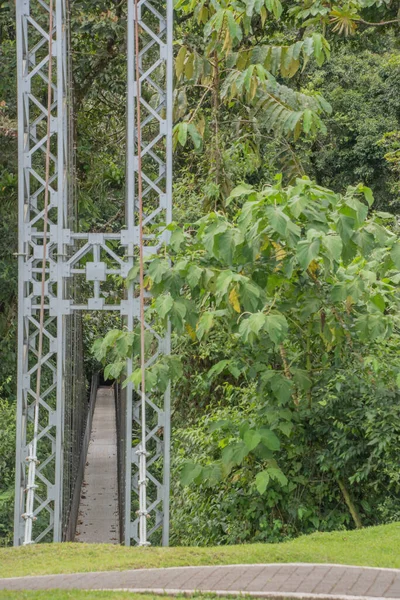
xmin=74 ymin=387 xmax=119 ymax=544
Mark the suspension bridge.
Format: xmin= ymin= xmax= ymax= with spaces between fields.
xmin=14 ymin=0 xmax=173 ymax=547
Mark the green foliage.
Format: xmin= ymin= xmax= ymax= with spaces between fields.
xmin=169 ymin=331 xmax=400 ymax=543
xmin=100 ymin=176 xmax=400 ymax=542
xmin=0 ymin=381 xmax=15 ymax=546
xmin=173 ymin=0 xmax=334 ymax=188
xmin=0 ymin=7 xmax=18 ymax=404
xmin=303 ymin=45 xmax=400 ymax=211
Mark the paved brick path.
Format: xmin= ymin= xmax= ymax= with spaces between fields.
xmin=1 ymin=564 xmax=400 ymax=598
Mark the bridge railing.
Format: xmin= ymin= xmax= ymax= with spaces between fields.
xmin=64 ymin=372 xmax=99 ymax=541
xmin=115 ymin=382 xmax=126 ymax=544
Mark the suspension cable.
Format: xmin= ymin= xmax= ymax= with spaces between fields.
xmin=134 ymin=0 xmax=149 ymax=546
xmin=23 ymin=0 xmax=54 ymax=545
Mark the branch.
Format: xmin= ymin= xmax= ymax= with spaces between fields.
xmin=188 ymin=87 xmax=212 ymax=123
xmin=0 ymin=125 xmax=17 ymax=138
xmin=175 ymin=10 xmax=194 ymax=24
xmin=337 ymin=477 xmax=363 ymax=529
xmin=356 ymin=17 xmax=400 ymax=26
xmin=95 ymin=208 xmax=123 ymax=232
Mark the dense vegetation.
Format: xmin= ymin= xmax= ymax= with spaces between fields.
xmin=1 ymin=0 xmax=400 ymax=547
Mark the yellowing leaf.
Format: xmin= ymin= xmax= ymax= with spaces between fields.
xmin=197 ymin=5 xmax=208 ymax=24
xmin=143 ymin=275 xmax=153 ymax=290
xmin=260 ymin=5 xmax=267 ymax=26
xmin=184 ymin=53 xmax=194 ymax=79
xmin=222 ymin=27 xmax=231 ymax=54
xmin=272 ymin=241 xmax=286 ymax=272
xmin=260 ymin=236 xmax=270 ymax=251
xmin=197 ymin=115 xmax=206 ymax=137
xmin=237 ymin=50 xmax=249 ymax=70
xmin=272 ymin=241 xmax=286 ymax=262
xmin=229 ymin=287 xmax=241 ymax=313
xmin=176 ymin=46 xmax=187 ymax=79
xmin=196 ymin=312 xmax=214 ymax=340
xmin=308 ymin=259 xmax=319 ymax=275
xmin=345 ymin=296 xmax=354 ymax=313
xmin=249 ymin=75 xmax=258 ymax=101
xmin=185 ymin=324 xmax=197 ymax=341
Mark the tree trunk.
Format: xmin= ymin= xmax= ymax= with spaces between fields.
xmin=337 ymin=477 xmax=363 ymax=529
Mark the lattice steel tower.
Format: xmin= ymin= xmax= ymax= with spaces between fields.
xmin=14 ymin=0 xmax=173 ymax=546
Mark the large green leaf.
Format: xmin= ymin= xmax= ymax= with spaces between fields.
xmin=243 ymin=430 xmax=262 ymax=451
xmin=390 ymin=242 xmax=400 ymax=269
xmin=170 ymin=299 xmax=187 ymax=331
xmin=222 ymin=441 xmax=249 ymax=466
xmin=155 ymin=294 xmax=174 ymax=319
xmin=296 ymin=239 xmax=320 ymax=270
xmin=323 ymin=235 xmax=342 ymax=263
xmin=196 ymin=312 xmax=214 ymax=340
xmin=187 ymin=264 xmax=203 ymax=288
xmin=255 ymin=469 xmax=270 ymax=494
xmin=239 ymin=281 xmax=262 ymax=311
xmin=104 ymin=361 xmax=125 ymax=381
xmin=264 ymin=312 xmax=288 ymax=344
xmin=291 ymin=368 xmax=312 ymax=391
xmin=207 ymin=359 xmax=231 ymax=379
xmin=268 ymin=466 xmax=288 ymax=486
xmin=259 ymin=428 xmax=280 ymax=451
xmin=270 ymin=374 xmax=293 ymax=403
xmin=238 ymin=312 xmax=266 ymax=343
xmin=149 ymin=259 xmax=170 ymax=283
xmin=266 ymin=205 xmax=288 ymax=236
xmin=180 ymin=462 xmax=203 ymax=485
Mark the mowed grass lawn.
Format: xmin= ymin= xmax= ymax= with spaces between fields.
xmin=0 ymin=522 xmax=399 ymax=579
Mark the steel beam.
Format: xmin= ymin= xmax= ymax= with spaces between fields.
xmin=15 ymin=0 xmax=173 ymax=546
xmin=125 ymin=0 xmax=173 ymax=546
xmin=14 ymin=0 xmax=70 ymax=545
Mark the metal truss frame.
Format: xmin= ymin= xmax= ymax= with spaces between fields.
xmin=14 ymin=0 xmax=173 ymax=546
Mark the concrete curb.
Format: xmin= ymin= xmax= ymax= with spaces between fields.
xmin=104 ymin=587 xmax=395 ymax=600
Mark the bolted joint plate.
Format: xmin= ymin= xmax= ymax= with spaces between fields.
xmin=49 ymin=298 xmax=71 ymax=316
xmin=86 ymin=262 xmax=107 ymax=282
